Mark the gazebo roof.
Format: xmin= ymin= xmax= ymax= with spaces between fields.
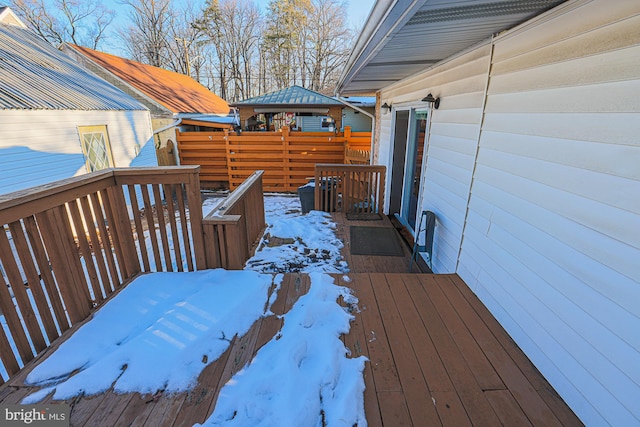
xmin=232 ymin=85 xmax=344 ymax=108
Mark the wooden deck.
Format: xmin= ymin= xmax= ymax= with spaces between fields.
xmin=0 ymin=215 xmax=582 ymax=426
xmin=332 ymin=212 xmax=424 ymax=273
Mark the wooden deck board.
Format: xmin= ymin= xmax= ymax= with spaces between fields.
xmin=369 ymin=273 xmax=441 ymax=425
xmin=0 ymin=215 xmax=582 ymax=426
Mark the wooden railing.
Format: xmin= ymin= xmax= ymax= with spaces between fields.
xmin=202 ymin=170 xmax=266 ymax=269
xmin=344 ymin=147 xmax=370 ymax=165
xmin=177 ymin=126 xmax=371 ymax=192
xmin=0 ymin=166 xmax=266 ymax=384
xmin=314 ymin=164 xmax=386 ymax=215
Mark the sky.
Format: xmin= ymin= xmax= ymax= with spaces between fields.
xmin=7 ymin=195 xmax=368 ymax=426
xmin=99 ymin=0 xmax=376 ymax=56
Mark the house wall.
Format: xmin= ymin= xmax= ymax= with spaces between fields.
xmin=379 ymin=44 xmax=491 ymax=273
xmin=377 ymin=0 xmax=640 ymax=424
xmin=342 ymin=107 xmax=373 ymax=132
xmin=0 ymin=109 xmax=156 ymax=195
xmin=459 ymin=2 xmax=640 ymax=425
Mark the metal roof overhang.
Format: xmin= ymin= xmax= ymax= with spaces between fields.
xmin=336 ymin=0 xmax=566 ymax=96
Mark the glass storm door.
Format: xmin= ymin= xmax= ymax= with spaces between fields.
xmin=400 ymin=109 xmax=428 ymax=230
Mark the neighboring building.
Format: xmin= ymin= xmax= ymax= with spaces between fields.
xmin=232 ymin=85 xmax=373 ymax=132
xmin=338 ymin=96 xmax=375 ymax=132
xmin=337 ymin=0 xmax=640 ymax=425
xmin=61 ymin=44 xmax=235 ymax=164
xmin=0 ymin=7 xmax=156 ymax=196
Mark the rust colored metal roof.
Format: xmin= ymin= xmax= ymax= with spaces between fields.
xmin=69 ymin=44 xmax=230 ymax=115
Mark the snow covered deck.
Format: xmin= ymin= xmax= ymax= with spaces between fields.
xmin=0 ymin=272 xmax=581 ymax=426
xmin=0 ymin=190 xmax=581 ymax=425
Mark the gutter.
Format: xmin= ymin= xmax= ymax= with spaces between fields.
xmin=153 ymin=118 xmax=182 ymax=135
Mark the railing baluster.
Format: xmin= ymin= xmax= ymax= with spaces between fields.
xmin=127 ymin=185 xmax=150 ymax=272
xmin=164 ymin=184 xmax=183 ymax=272
xmin=0 ymin=314 xmax=20 ymax=378
xmin=0 ymin=227 xmax=46 ymax=354
xmin=67 ymin=200 xmax=102 ymax=306
xmin=8 ymin=221 xmax=57 ymax=344
xmin=23 ymin=216 xmax=69 ymax=332
xmin=90 ymin=192 xmax=120 ymax=294
xmin=54 ymin=205 xmax=93 ymax=317
xmin=140 ymin=185 xmax=162 ymax=271
xmin=79 ymin=196 xmax=111 ymax=297
xmin=152 ymin=185 xmax=172 ymax=272
xmin=0 ymin=268 xmax=33 ymax=366
xmin=175 ymin=184 xmax=194 ymax=271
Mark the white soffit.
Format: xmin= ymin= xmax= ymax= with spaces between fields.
xmin=337 ymin=0 xmax=566 ymax=95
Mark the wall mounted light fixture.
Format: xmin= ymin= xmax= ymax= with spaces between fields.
xmin=380 ymin=102 xmax=392 ymax=114
xmin=421 ymin=93 xmax=440 ymax=109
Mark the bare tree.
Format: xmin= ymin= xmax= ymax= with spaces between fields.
xmin=118 ymin=0 xmax=173 ymax=67
xmin=262 ymin=0 xmax=312 ymax=89
xmin=197 ymin=0 xmax=262 ymax=102
xmin=260 ymin=0 xmax=352 ymax=94
xmin=304 ymin=0 xmax=352 ymax=92
xmin=10 ymin=0 xmax=114 ymax=49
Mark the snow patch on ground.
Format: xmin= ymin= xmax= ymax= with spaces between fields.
xmin=246 ymin=195 xmax=348 ymax=274
xmin=197 ymin=273 xmax=367 ymax=427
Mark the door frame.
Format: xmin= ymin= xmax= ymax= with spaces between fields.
xmin=389 ymin=105 xmax=430 ymax=234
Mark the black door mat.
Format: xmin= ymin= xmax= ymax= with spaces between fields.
xmin=350 ymin=226 xmax=406 ymax=256
xmin=346 ymin=212 xmax=382 ymax=221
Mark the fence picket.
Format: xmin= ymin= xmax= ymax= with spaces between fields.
xmin=178 ymin=127 xmax=371 ymax=192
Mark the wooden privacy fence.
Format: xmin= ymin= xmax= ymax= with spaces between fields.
xmin=177 ymin=126 xmax=371 ymax=192
xmin=0 ymin=166 xmax=265 ymax=383
xmin=202 ymin=170 xmax=265 ymax=269
xmin=314 ymin=164 xmax=386 ymax=216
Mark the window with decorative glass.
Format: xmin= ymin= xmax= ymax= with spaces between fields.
xmin=78 ymin=125 xmax=114 ymax=172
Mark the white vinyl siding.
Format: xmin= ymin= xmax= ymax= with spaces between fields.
xmin=372 ymin=0 xmax=640 ymax=424
xmin=456 ymin=1 xmax=640 ymax=425
xmin=380 ymin=45 xmax=491 ymax=273
xmin=0 ymin=109 xmax=155 ymax=195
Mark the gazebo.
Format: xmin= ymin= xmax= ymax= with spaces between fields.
xmin=232 ymin=85 xmax=346 ymax=132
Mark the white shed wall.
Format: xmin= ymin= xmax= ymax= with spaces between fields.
xmin=456 ymin=1 xmax=640 ymax=425
xmin=0 ymin=109 xmax=155 ymax=195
